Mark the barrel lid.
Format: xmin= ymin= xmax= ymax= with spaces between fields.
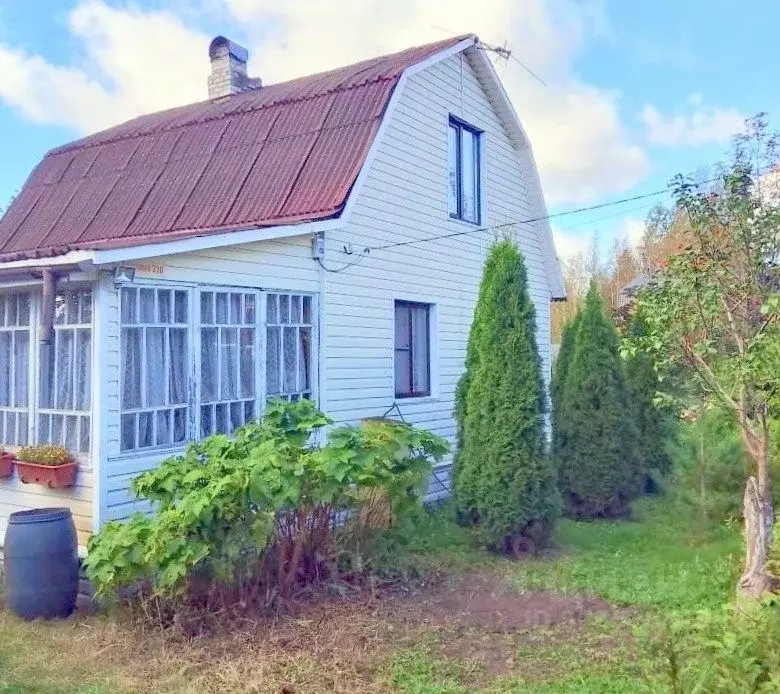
xmin=8 ymin=508 xmax=72 ymax=524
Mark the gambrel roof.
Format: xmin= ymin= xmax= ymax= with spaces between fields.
xmin=0 ymin=35 xmax=470 ymax=262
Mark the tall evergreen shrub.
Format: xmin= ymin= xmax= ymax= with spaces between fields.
xmin=551 ymin=313 xmax=581 ymax=476
xmin=558 ymin=282 xmax=640 ymax=517
xmin=624 ymin=314 xmax=671 ymax=485
xmin=453 ymin=240 xmax=559 ymax=552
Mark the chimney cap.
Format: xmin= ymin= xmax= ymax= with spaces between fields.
xmin=208 ymin=36 xmax=249 ymax=63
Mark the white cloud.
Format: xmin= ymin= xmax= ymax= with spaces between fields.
xmin=552 ymin=227 xmax=591 ymax=262
xmin=0 ymin=0 xmax=648 ymax=204
xmin=617 ymin=217 xmax=645 ymax=247
xmin=0 ymin=1 xmax=209 ymax=133
xmin=639 ymin=96 xmax=745 ymax=147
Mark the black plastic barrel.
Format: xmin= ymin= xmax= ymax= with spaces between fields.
xmin=3 ymin=508 xmax=79 ymax=620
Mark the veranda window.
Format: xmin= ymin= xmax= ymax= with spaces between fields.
xmin=199 ymin=290 xmax=257 ymax=436
xmin=0 ymin=293 xmax=31 ymax=446
xmin=266 ymin=293 xmax=314 ymax=401
xmin=120 ymin=287 xmax=189 ymax=451
xmin=38 ymin=289 xmax=92 ymax=453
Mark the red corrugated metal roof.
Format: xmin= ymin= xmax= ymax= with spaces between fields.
xmin=0 ymin=35 xmax=473 ymax=262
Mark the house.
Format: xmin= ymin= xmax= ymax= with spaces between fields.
xmin=0 ymin=34 xmax=565 ymax=548
xmin=617 ymin=273 xmax=651 ymax=309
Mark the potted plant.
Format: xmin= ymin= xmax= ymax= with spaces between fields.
xmin=0 ymin=449 xmax=14 ymax=478
xmin=15 ymin=445 xmax=78 ymax=488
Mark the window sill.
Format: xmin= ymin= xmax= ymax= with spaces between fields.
xmin=113 ymin=443 xmax=188 ymax=461
xmin=394 ymin=395 xmax=440 ymax=405
xmin=448 ymin=215 xmax=481 ymax=228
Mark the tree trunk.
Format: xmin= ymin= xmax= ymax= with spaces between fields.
xmin=737 ymin=476 xmax=778 ymax=599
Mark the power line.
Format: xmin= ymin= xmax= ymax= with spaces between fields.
xmin=365 ymin=177 xmax=716 ymax=254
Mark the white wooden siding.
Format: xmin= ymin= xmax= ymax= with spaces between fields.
xmin=323 ymin=51 xmax=553 ymax=475
xmin=101 ymin=235 xmax=319 ymax=521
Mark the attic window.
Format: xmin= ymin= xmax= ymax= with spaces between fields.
xmin=448 ymin=116 xmax=482 ymax=224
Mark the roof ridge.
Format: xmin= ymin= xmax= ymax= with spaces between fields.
xmin=52 ymin=74 xmax=397 ymax=156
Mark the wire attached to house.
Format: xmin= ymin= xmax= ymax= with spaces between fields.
xmin=315 ymin=253 xmax=369 ymax=274
xmin=363 ymin=175 xmax=721 ymax=255
xmin=381 ymin=402 xmax=452 ymax=496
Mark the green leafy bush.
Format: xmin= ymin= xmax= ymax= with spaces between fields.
xmin=641 ymin=601 xmax=780 ymax=692
xmin=453 ymin=240 xmax=559 ymax=553
xmin=557 ymin=282 xmax=641 ymax=517
xmin=84 ymin=400 xmax=447 ymax=614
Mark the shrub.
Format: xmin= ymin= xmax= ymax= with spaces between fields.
xmin=557 ymin=282 xmax=641 ymax=517
xmin=453 ymin=240 xmax=559 ymax=553
xmin=624 ymin=314 xmax=672 ymax=488
xmin=551 ymin=312 xmax=580 ymax=479
xmin=671 ymin=408 xmax=780 ymax=528
xmin=641 ymin=601 xmax=780 ymax=691
xmin=84 ymin=400 xmax=447 ymax=618
xmin=16 ymin=445 xmax=73 ymax=466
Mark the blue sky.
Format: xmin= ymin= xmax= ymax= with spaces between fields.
xmin=0 ymin=0 xmax=776 ymax=261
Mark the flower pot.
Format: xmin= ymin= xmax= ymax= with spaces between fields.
xmin=0 ymin=453 xmax=14 ymax=479
xmin=16 ymin=462 xmax=78 ymax=489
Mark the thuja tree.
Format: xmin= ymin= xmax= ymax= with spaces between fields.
xmin=624 ymin=313 xmax=672 ymax=486
xmin=558 ymin=282 xmax=640 ymax=517
xmin=453 ymin=240 xmax=559 ymax=554
xmin=634 ymin=117 xmax=780 ymax=598
xmin=551 ymin=312 xmax=581 ymax=476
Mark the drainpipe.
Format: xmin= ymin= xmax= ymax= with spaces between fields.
xmin=39 ymin=269 xmax=57 ymax=406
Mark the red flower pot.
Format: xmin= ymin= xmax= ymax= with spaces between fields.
xmin=0 ymin=452 xmax=14 ymax=479
xmin=16 ymin=462 xmax=78 ymax=489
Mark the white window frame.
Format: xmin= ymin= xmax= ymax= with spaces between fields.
xmin=265 ymin=292 xmax=317 ymax=403
xmin=116 ymin=282 xmax=318 ymax=454
xmin=196 ymin=287 xmax=262 ymax=438
xmin=0 ymin=285 xmax=95 ymax=459
xmin=0 ymin=291 xmax=34 ymax=447
xmin=118 ymin=285 xmax=192 ymax=452
xmin=38 ymin=288 xmax=93 ymax=454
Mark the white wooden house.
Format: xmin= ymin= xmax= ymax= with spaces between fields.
xmin=0 ymin=34 xmax=564 ymax=547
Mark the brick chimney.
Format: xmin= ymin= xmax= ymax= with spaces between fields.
xmin=207 ymin=36 xmax=262 ymax=99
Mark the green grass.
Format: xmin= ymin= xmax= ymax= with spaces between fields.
xmin=509 ymin=497 xmax=742 ymax=612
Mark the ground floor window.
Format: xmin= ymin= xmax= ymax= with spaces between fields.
xmin=118 ymin=285 xmax=316 ymax=452
xmin=266 ymin=293 xmax=314 ymax=402
xmin=0 ymin=287 xmax=93 ymax=452
xmin=394 ymin=300 xmax=431 ymax=398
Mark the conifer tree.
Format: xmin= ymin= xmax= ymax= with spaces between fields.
xmin=453 ymin=240 xmax=559 ymax=553
xmin=551 ymin=312 xmax=580 ymax=476
xmin=558 ymin=282 xmax=640 ymax=517
xmin=624 ymin=314 xmax=671 ymax=486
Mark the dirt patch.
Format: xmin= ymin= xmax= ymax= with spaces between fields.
xmin=383 ymin=572 xmax=612 ymax=632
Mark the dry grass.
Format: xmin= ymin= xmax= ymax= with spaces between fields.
xmin=0 ymin=572 xmax=620 ymax=694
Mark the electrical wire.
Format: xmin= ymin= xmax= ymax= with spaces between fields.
xmin=315 ymin=253 xmax=369 ymax=274
xmin=364 ymin=176 xmax=719 ymax=254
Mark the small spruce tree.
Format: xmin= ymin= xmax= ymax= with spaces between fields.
xmin=558 ymin=282 xmax=640 ymax=517
xmin=453 ymin=240 xmax=559 ymax=553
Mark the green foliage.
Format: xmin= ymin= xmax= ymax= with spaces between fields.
xmin=551 ymin=312 xmax=580 ymax=478
xmin=84 ymin=400 xmax=447 ymax=608
xmin=557 ymin=282 xmax=641 ymax=517
xmin=623 ymin=314 xmax=672 ymax=485
xmin=632 ymin=117 xmax=780 ymax=486
xmin=641 ymin=602 xmax=780 ymax=692
xmin=670 ymin=408 xmax=752 ymax=526
xmin=453 ymin=240 xmax=559 ymax=550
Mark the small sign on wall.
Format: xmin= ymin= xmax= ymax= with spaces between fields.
xmin=130 ymin=262 xmax=165 ymax=275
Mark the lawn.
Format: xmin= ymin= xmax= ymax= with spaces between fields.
xmin=0 ymin=496 xmax=743 ymax=693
